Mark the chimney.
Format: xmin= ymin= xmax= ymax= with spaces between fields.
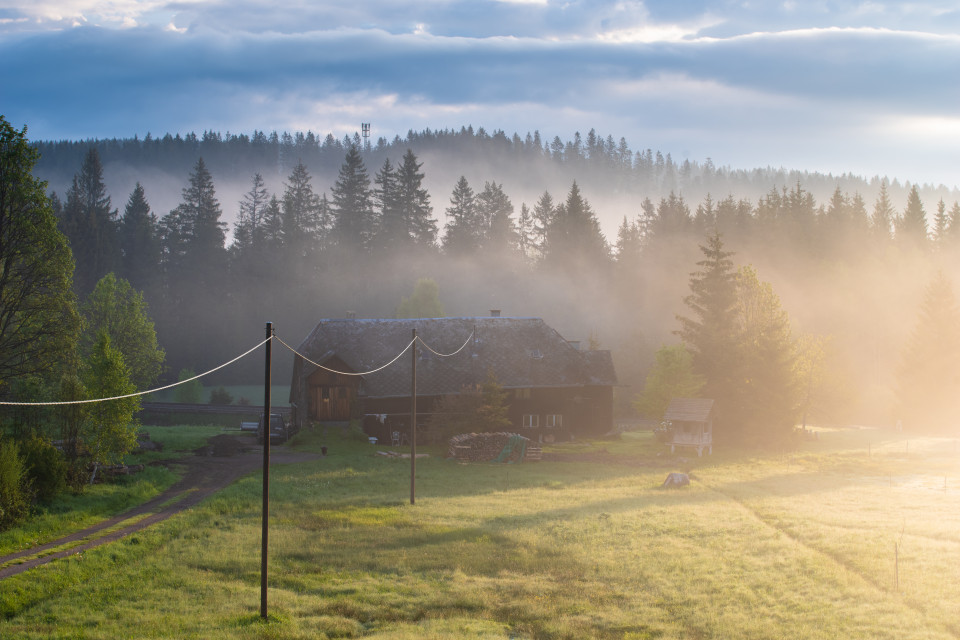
xmin=490 ymin=309 xmax=501 ymax=318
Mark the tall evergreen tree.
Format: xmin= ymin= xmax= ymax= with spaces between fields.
xmin=676 ymin=232 xmax=741 ymax=437
xmin=896 ymin=271 xmax=960 ymax=432
xmin=871 ymin=180 xmax=895 ymax=244
xmin=233 ymin=172 xmax=269 ymax=258
xmin=395 ymin=149 xmax=436 ymax=247
xmin=118 ymin=182 xmax=160 ymax=293
xmin=281 ymin=160 xmax=322 ymax=257
xmin=372 ymin=158 xmax=403 ymax=251
xmin=897 ymin=185 xmax=928 ymax=249
xmin=59 ymin=148 xmax=119 ymax=294
xmin=477 ymin=181 xmax=517 ymax=253
xmin=443 ymin=176 xmax=483 ymax=255
xmin=530 ymin=191 xmax=555 ymax=259
xmin=542 ymin=181 xmax=608 ymax=269
xmin=330 ymin=146 xmax=375 ymax=250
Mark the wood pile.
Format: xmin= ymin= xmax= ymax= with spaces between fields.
xmin=448 ymin=432 xmax=540 ymax=463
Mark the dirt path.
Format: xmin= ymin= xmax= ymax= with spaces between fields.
xmin=0 ymin=433 xmax=320 ymax=581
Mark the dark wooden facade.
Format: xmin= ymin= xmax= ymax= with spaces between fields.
xmin=304 ymin=356 xmax=360 ymax=422
xmin=290 ymin=317 xmax=618 ymax=442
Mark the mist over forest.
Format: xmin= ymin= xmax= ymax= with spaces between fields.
xmin=33 ymin=126 xmax=960 ymax=424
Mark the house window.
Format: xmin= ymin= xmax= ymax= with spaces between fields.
xmin=514 ymin=388 xmax=531 ymax=400
xmin=522 ymin=414 xmax=539 ymax=429
xmin=545 ymin=414 xmax=562 ymax=428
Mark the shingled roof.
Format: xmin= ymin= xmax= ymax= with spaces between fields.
xmin=663 ymin=398 xmax=714 ymax=423
xmin=294 ymin=317 xmax=617 ymax=399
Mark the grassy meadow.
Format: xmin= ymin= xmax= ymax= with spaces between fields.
xmin=2 ymin=425 xmax=960 ymax=639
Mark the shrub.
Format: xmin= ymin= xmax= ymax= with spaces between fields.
xmin=0 ymin=439 xmax=31 ymax=530
xmin=20 ymin=436 xmax=68 ymax=503
xmin=174 ymin=368 xmax=204 ymax=404
xmin=209 ymin=386 xmax=234 ymax=405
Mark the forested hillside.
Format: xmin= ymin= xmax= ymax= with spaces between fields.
xmin=32 ymin=126 xmax=960 ymax=424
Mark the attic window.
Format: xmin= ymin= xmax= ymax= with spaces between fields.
xmin=530 ymin=349 xmax=543 ymax=360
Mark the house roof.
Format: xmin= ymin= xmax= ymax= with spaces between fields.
xmin=663 ymin=398 xmax=714 ymax=423
xmin=293 ymin=317 xmax=617 ymax=399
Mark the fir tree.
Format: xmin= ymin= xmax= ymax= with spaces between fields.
xmin=897 ymin=185 xmax=928 ymax=249
xmin=118 ymin=183 xmax=160 ymax=292
xmin=331 ymin=146 xmax=375 ymax=250
xmin=60 ymin=148 xmax=119 ymax=294
xmin=443 ymin=176 xmax=482 ymax=255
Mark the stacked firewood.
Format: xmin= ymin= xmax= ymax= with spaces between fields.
xmin=448 ymin=432 xmax=540 ymax=463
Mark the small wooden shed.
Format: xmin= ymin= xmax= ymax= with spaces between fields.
xmin=663 ymin=398 xmax=714 ymax=456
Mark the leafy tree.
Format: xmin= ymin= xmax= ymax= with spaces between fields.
xmin=0 ymin=439 xmax=30 ymax=530
xmin=118 ymin=183 xmax=160 ymax=292
xmin=477 ymin=370 xmax=512 ymax=431
xmin=443 ymin=176 xmax=483 ymax=255
xmin=0 ymin=117 xmax=81 ymax=392
xmin=174 ymin=368 xmax=204 ymax=404
xmin=82 ymin=331 xmax=140 ymax=479
xmin=331 ymin=146 xmax=375 ymax=250
xmin=633 ymin=344 xmax=704 ymax=419
xmin=59 ymin=148 xmax=119 ymax=294
xmin=733 ymin=265 xmax=799 ymax=445
xmin=80 ymin=273 xmax=164 ymax=389
xmin=896 ymin=271 xmax=960 ymax=433
xmin=209 ymin=386 xmax=234 ymax=405
xmin=396 ymin=278 xmax=444 ymax=318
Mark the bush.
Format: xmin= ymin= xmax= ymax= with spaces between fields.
xmin=20 ymin=436 xmax=68 ymax=503
xmin=209 ymin=386 xmax=234 ymax=405
xmin=0 ymin=439 xmax=31 ymax=530
xmin=174 ymin=368 xmax=204 ymax=404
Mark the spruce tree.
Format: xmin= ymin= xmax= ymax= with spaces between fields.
xmin=443 ymin=176 xmax=482 ymax=255
xmin=871 ymin=180 xmax=895 ymax=244
xmin=281 ymin=160 xmax=322 ymax=257
xmin=60 ymin=148 xmax=119 ymax=294
xmin=897 ymin=185 xmax=928 ymax=249
xmin=396 ymin=149 xmax=435 ymax=247
xmin=477 ymin=181 xmax=517 ymax=254
xmin=896 ymin=271 xmax=960 ymax=432
xmin=118 ymin=183 xmax=160 ymax=292
xmin=331 ymin=146 xmax=375 ymax=250
xmin=542 ymin=181 xmax=608 ymax=269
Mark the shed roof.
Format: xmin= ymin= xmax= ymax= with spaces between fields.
xmin=294 ymin=317 xmax=617 ymax=399
xmin=663 ymin=398 xmax=715 ymax=423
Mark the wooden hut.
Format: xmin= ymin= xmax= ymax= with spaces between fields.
xmin=663 ymin=398 xmax=714 ymax=456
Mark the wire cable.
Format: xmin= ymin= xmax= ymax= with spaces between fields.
xmin=0 ymin=337 xmax=271 ymax=407
xmin=416 ymin=331 xmax=475 ymax=358
xmin=275 ymin=335 xmax=416 ymax=377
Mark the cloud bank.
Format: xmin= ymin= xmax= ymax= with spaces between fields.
xmin=2 ymin=0 xmax=959 ymax=186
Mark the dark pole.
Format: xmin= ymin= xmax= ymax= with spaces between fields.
xmin=260 ymin=322 xmax=273 ymax=619
xmin=410 ymin=328 xmax=417 ymax=505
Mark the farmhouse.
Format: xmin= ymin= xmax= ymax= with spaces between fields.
xmin=288 ymin=315 xmax=617 ymax=443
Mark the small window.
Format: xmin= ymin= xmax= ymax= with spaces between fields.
xmin=545 ymin=414 xmax=562 ymax=429
xmin=530 ymin=349 xmax=543 ymax=360
xmin=522 ymin=414 xmax=539 ymax=429
xmin=514 ymin=388 xmax=531 ymax=399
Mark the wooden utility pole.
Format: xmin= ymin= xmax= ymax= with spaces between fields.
xmin=410 ymin=328 xmax=417 ymax=505
xmin=260 ymin=322 xmax=272 ymax=619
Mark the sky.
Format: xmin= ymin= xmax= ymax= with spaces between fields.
xmin=2 ymin=0 xmax=959 ymax=188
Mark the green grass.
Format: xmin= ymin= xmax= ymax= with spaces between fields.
xmin=3 ymin=426 xmax=960 ymax=638
xmin=0 ymin=425 xmax=219 ymax=557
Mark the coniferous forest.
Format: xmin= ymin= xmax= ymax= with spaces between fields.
xmin=19 ymin=123 xmax=960 ymax=437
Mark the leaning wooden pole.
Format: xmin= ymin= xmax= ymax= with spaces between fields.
xmin=410 ymin=328 xmax=417 ymax=505
xmin=260 ymin=322 xmax=273 ymax=619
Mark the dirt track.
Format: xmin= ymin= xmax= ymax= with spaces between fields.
xmin=0 ymin=433 xmax=319 ymax=580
